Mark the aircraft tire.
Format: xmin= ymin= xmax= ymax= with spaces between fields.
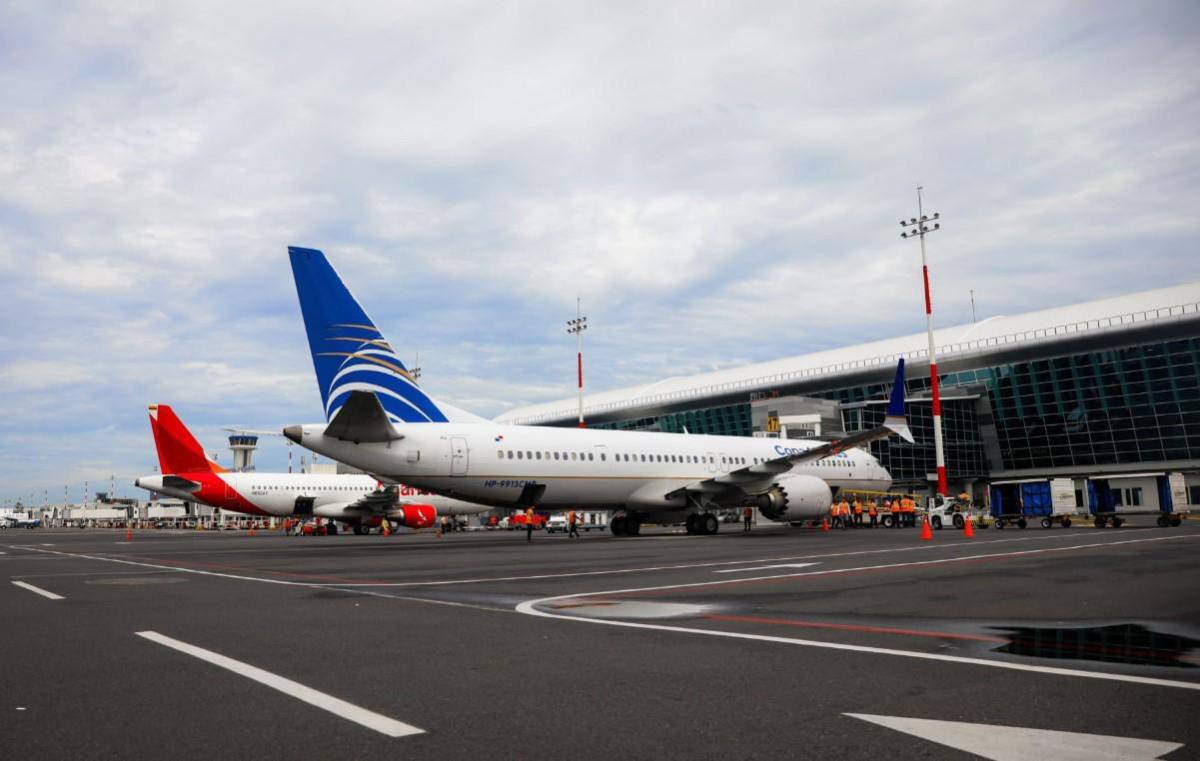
xmin=701 ymin=514 xmax=719 ymax=535
xmin=611 ymin=515 xmax=627 ymax=536
xmin=685 ymin=515 xmax=698 ymax=534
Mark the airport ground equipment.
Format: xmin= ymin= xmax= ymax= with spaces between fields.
xmin=989 ymin=478 xmax=1079 ymax=529
xmin=1087 ymin=476 xmax=1186 ymax=528
xmin=925 ymin=495 xmax=970 ymax=530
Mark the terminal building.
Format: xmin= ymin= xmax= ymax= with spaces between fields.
xmin=497 ymin=282 xmax=1200 ymax=512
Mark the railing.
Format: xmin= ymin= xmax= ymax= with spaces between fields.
xmin=503 ymin=300 xmax=1200 ymax=425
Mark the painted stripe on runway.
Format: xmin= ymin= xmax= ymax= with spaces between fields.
xmin=514 ymin=534 xmax=1200 ymax=692
xmin=713 ymin=563 xmax=819 ymax=573
xmin=12 ymin=580 xmax=64 ymax=600
xmin=135 ymin=631 xmax=424 ymax=737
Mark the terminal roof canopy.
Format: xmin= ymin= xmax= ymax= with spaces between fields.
xmin=495 ymin=281 xmax=1200 ymax=426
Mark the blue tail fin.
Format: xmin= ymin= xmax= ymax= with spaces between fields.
xmin=289 ymin=246 xmax=453 ymax=424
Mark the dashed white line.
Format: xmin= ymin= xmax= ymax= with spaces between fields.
xmin=12 ymin=581 xmax=64 ymax=600
xmin=135 ymin=631 xmax=424 ymax=738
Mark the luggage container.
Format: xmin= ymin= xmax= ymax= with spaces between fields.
xmin=1088 ymin=475 xmax=1187 ymax=528
xmin=988 ymin=478 xmax=1078 ymax=529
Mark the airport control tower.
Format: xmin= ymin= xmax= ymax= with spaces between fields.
xmin=228 ymin=434 xmax=258 ymax=472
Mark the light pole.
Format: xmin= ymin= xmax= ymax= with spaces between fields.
xmin=566 ymin=299 xmax=588 ymax=428
xmin=900 ymin=187 xmax=948 ymax=498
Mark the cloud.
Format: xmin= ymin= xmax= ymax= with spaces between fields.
xmin=1 ymin=0 xmax=1198 ymax=500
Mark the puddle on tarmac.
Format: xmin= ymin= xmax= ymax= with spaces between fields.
xmin=991 ymin=623 xmax=1199 ymax=668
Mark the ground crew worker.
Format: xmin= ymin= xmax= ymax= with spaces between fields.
xmin=829 ymin=503 xmax=841 ymax=529
xmin=525 ymin=507 xmax=535 ymax=542
xmin=838 ymin=499 xmax=851 ymax=530
xmin=902 ymin=496 xmax=915 ymax=527
xmin=568 ymin=509 xmax=579 ymax=538
xmin=742 ymin=506 xmax=753 ymax=533
xmin=867 ymin=499 xmax=878 ymax=528
xmin=853 ymin=499 xmax=863 ymax=527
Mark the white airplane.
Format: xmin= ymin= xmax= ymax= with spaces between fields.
xmin=283 ymin=247 xmax=912 ymax=536
xmin=134 ymin=404 xmax=489 ymax=534
xmin=0 ymin=511 xmax=41 ymax=529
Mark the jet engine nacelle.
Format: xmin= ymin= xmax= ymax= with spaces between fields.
xmin=756 ymin=475 xmax=832 ymax=522
xmin=391 ymin=503 xmax=437 ymax=529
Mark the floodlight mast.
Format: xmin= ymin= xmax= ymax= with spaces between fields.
xmin=899 ymin=186 xmax=947 ymax=497
xmin=566 ymin=298 xmax=588 ymax=428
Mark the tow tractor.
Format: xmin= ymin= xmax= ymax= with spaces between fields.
xmin=925 ymin=495 xmax=971 ymax=530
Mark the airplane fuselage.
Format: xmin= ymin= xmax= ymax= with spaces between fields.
xmin=134 ymin=471 xmax=488 ymax=520
xmin=287 ymin=422 xmax=893 ymax=517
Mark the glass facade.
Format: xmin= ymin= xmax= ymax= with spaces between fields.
xmin=976 ymin=338 xmax=1200 ymax=470
xmin=578 ymin=334 xmax=1200 ymax=488
xmin=857 ymin=398 xmax=988 ymax=485
xmin=590 ymin=401 xmax=752 ymax=437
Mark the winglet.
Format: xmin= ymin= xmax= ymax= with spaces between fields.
xmin=884 ymin=359 xmax=914 ymax=443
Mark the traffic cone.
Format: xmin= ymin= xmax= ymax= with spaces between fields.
xmin=963 ymin=516 xmax=975 ymax=538
xmin=125 ymin=529 xmax=132 ymax=541
xmin=920 ymin=517 xmax=933 ymax=541
xmin=821 ymin=518 xmax=829 ymax=532
xmin=382 ymin=522 xmax=391 ymax=537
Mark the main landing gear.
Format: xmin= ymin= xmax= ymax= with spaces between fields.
xmin=610 ymin=512 xmax=644 ymax=536
xmin=685 ymin=513 xmax=719 ymax=535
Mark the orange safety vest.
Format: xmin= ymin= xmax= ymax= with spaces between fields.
xmin=525 ymin=508 xmax=534 ymax=522
xmin=853 ymin=501 xmax=863 ymax=515
xmin=868 ymin=503 xmax=877 ymax=516
xmin=568 ymin=510 xmax=576 ymax=524
xmin=743 ymin=506 xmax=753 ymax=518
xmin=903 ymin=499 xmax=914 ymax=513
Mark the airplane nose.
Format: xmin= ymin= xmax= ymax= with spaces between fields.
xmin=283 ymin=425 xmax=303 ymax=444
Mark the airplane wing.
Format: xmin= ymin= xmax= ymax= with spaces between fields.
xmin=324 ymin=391 xmax=404 ymax=443
xmin=665 ymin=359 xmax=913 ymax=501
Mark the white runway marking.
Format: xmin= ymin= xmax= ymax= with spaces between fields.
xmin=12 ymin=580 xmax=64 ymax=600
xmin=714 ymin=562 xmax=819 ymax=574
xmin=846 ymin=713 xmax=1183 ymax=760
xmin=136 ymin=631 xmax=424 ymax=738
xmin=515 ymin=533 xmax=1200 ymax=693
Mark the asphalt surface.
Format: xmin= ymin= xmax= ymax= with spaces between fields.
xmin=2 ymin=519 xmax=1199 ymax=760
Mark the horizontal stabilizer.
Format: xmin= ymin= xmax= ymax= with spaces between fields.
xmin=161 ymin=475 xmax=201 ymax=492
xmin=324 ymin=391 xmax=404 ymax=443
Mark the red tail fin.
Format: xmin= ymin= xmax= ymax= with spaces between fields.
xmin=148 ymin=404 xmax=225 ymax=475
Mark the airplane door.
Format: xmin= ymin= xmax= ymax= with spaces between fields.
xmin=450 ymin=436 xmax=469 ymax=476
xmin=705 ymin=451 xmax=718 ymax=474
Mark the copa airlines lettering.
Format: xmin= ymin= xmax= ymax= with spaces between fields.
xmin=773 ymin=445 xmax=849 ymax=458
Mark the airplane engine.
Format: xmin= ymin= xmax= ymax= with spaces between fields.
xmin=392 ymin=503 xmax=437 ymax=529
xmin=756 ymin=475 xmax=832 ymax=522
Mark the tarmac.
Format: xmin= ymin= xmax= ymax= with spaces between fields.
xmin=2 ymin=518 xmax=1199 ymax=760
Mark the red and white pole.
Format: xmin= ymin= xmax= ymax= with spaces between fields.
xmin=567 ymin=299 xmax=588 ymax=428
xmin=903 ymin=187 xmax=947 ymax=497
xmin=577 ymin=344 xmax=584 ymax=428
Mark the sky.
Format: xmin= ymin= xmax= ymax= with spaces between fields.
xmin=1 ymin=1 xmax=1198 ymax=505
